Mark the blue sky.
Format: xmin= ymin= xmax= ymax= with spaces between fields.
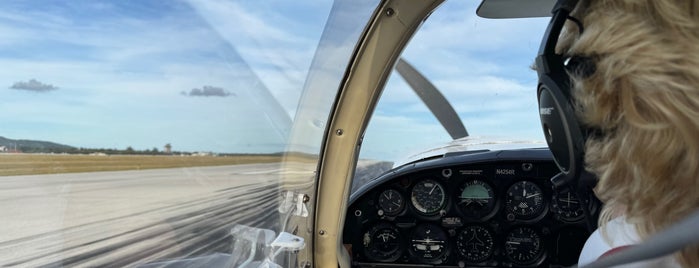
xmin=0 ymin=0 xmax=549 ymax=158
xmin=360 ymin=1 xmax=550 ymax=161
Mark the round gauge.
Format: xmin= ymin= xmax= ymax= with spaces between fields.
xmin=363 ymin=223 xmax=404 ymax=262
xmin=506 ymin=181 xmax=545 ymax=219
xmin=409 ymin=224 xmax=449 ymax=264
xmin=378 ymin=189 xmax=405 ymax=216
xmin=457 ymin=180 xmax=496 ymax=220
xmin=504 ymin=226 xmax=544 ymax=265
xmin=456 ymin=225 xmax=495 ymax=263
xmin=551 ymin=188 xmax=586 ymax=222
xmin=410 ymin=180 xmax=446 ymax=215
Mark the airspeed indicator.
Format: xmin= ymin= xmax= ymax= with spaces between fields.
xmin=410 ymin=180 xmax=446 ymax=215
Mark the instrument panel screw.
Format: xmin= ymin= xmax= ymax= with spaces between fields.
xmin=319 ymin=230 xmax=326 ymax=235
xmin=335 ymin=129 xmax=344 ymax=136
xmin=302 ymin=194 xmax=310 ymax=203
xmin=542 ymin=227 xmax=551 ymax=235
xmin=385 ymin=8 xmax=395 ymax=16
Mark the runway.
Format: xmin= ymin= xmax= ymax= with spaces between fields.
xmin=0 ymin=159 xmax=392 ymax=267
xmin=0 ymin=162 xmax=316 ymax=267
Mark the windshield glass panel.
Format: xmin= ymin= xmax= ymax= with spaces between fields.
xmin=0 ymin=1 xmax=377 ymax=267
xmin=353 ymin=1 xmax=549 ymax=192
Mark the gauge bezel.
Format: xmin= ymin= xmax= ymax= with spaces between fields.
xmin=503 ymin=226 xmax=547 ymax=267
xmin=377 ymin=188 xmax=406 ymax=217
xmin=551 ymin=187 xmax=597 ymax=223
xmin=409 ymin=179 xmax=448 ymax=217
xmin=362 ymin=222 xmax=405 ymax=262
xmin=505 ymin=180 xmax=549 ymax=222
xmin=455 ymin=179 xmax=499 ymax=221
xmin=455 ymin=224 xmax=496 ymax=264
xmin=407 ymin=223 xmax=450 ymax=264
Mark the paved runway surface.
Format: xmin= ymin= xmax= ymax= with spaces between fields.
xmin=0 ymin=163 xmax=318 ymax=267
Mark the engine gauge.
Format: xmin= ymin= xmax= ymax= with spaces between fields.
xmin=504 ymin=226 xmax=544 ymax=266
xmin=410 ymin=180 xmax=446 ymax=215
xmin=551 ymin=188 xmax=586 ymax=222
xmin=378 ymin=189 xmax=405 ymax=216
xmin=456 ymin=225 xmax=495 ymax=263
xmin=363 ymin=223 xmax=404 ymax=262
xmin=457 ymin=180 xmax=496 ymax=220
xmin=506 ymin=181 xmax=545 ymax=220
xmin=408 ymin=223 xmax=449 ymax=264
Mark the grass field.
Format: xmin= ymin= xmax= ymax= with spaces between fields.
xmin=0 ymin=153 xmax=286 ymax=176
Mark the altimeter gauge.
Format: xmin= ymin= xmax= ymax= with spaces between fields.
xmin=506 ymin=181 xmax=545 ymax=220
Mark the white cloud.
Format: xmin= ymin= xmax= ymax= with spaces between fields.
xmin=182 ymin=85 xmax=233 ymax=97
xmin=10 ymin=79 xmax=58 ymax=92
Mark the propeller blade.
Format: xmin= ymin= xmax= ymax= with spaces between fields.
xmin=395 ymin=58 xmax=469 ymax=139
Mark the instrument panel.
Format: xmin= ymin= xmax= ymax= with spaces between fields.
xmin=344 ymin=149 xmax=599 ymax=267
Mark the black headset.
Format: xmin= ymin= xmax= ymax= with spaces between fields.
xmin=535 ymin=0 xmax=596 ymax=189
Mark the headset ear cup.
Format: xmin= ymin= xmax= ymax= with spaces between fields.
xmin=537 ymin=75 xmax=586 ymax=185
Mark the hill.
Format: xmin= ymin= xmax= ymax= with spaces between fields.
xmin=0 ymin=136 xmax=75 ymax=153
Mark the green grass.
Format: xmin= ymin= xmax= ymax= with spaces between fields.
xmin=0 ymin=154 xmax=285 ymax=176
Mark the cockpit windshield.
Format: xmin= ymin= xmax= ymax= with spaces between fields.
xmin=353 ymin=1 xmax=550 ymax=192
xmin=0 ymin=0 xmax=378 ymax=267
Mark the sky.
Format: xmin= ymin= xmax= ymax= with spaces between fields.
xmin=0 ymin=0 xmax=549 ymax=159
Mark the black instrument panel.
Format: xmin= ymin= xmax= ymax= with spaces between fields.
xmin=344 ymin=149 xmax=599 ymax=267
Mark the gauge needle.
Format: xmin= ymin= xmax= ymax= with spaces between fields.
xmin=525 ymin=193 xmax=541 ymax=199
xmin=559 ymin=198 xmax=579 ymax=205
xmin=505 ymin=241 xmax=521 ymax=245
xmin=429 ymin=184 xmax=437 ymax=195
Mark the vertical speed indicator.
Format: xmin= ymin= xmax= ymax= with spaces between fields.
xmin=504 ymin=227 xmax=545 ymax=266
